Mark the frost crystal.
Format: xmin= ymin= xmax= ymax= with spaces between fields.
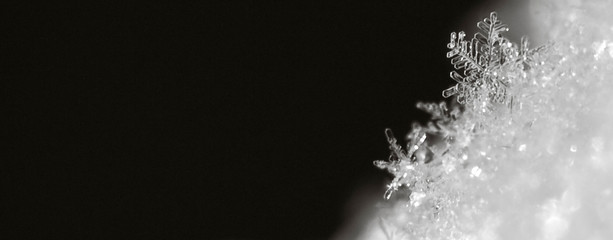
xmin=443 ymin=12 xmax=545 ymax=105
xmin=374 ymin=101 xmax=459 ymax=199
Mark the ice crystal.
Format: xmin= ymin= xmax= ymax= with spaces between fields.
xmin=374 ymin=101 xmax=460 ymax=195
xmin=443 ymin=12 xmax=545 ymax=105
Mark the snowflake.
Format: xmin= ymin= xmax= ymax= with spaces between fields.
xmin=442 ymin=12 xmax=544 ymax=104
xmin=373 ymin=102 xmax=458 ymax=199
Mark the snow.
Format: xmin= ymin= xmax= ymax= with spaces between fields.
xmin=360 ymin=0 xmax=613 ymax=239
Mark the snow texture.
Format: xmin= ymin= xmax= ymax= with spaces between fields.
xmin=366 ymin=0 xmax=613 ymax=239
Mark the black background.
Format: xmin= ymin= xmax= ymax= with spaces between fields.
xmin=5 ymin=1 xmax=494 ymax=239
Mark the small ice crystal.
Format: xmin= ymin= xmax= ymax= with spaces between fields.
xmin=470 ymin=166 xmax=482 ymax=178
xmin=385 ymin=128 xmax=407 ymax=161
xmin=410 ymin=191 xmax=427 ymax=207
xmin=373 ymin=160 xmax=389 ymax=170
xmin=384 ymin=186 xmax=396 ymax=200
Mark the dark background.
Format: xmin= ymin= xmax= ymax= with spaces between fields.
xmin=5 ymin=1 xmax=494 ymax=239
